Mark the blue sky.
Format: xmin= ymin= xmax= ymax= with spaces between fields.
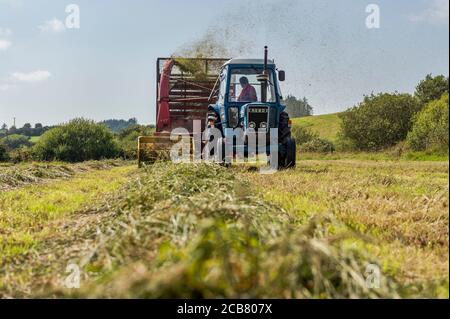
xmin=0 ymin=0 xmax=448 ymax=127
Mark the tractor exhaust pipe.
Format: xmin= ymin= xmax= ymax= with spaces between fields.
xmin=260 ymin=46 xmax=269 ymax=103
xmin=264 ymin=46 xmax=268 ymax=74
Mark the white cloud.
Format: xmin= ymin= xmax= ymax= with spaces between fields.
xmin=409 ymin=0 xmax=449 ymax=25
xmin=39 ymin=18 xmax=66 ymax=33
xmin=11 ymin=70 xmax=51 ymax=83
xmin=0 ymin=39 xmax=11 ymax=51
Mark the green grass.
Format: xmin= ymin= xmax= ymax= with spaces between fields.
xmin=29 ymin=136 xmax=41 ymax=143
xmin=292 ymin=113 xmax=342 ymax=142
xmin=1 ymin=159 xmax=448 ymax=298
xmin=0 ymin=162 xmax=403 ymax=298
xmin=0 ymin=160 xmax=128 ymax=191
xmin=49 ymin=163 xmax=402 ymax=299
xmin=0 ymin=165 xmax=135 ymax=254
xmin=245 ymin=159 xmax=449 ymax=297
xmin=299 ymin=151 xmax=449 ymax=162
xmin=0 ymin=164 xmax=136 ymax=296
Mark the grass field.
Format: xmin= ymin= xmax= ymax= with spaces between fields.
xmin=245 ymin=160 xmax=449 ymax=297
xmin=29 ymin=136 xmax=41 ymax=143
xmin=292 ymin=113 xmax=342 ymax=142
xmin=0 ymin=158 xmax=448 ymax=298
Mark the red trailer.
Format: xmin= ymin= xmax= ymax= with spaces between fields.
xmin=138 ymin=57 xmax=228 ymax=166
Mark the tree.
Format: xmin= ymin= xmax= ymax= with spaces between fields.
xmin=33 ymin=123 xmax=44 ymax=136
xmin=0 ymin=123 xmax=7 ymax=139
xmin=339 ymin=93 xmax=421 ymax=150
xmin=415 ymin=74 xmax=449 ymax=106
xmin=407 ymin=93 xmax=449 ymax=152
xmin=284 ymin=95 xmax=313 ymax=118
xmin=33 ymin=118 xmax=120 ymax=162
xmin=100 ymin=118 xmax=139 ymax=133
xmin=22 ymin=123 xmax=32 ymax=136
xmin=8 ymin=126 xmax=17 ymax=135
xmin=1 ymin=134 xmax=31 ymax=150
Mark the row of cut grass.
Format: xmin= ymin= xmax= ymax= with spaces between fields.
xmin=243 ymin=159 xmax=449 ymax=297
xmin=0 ymin=164 xmax=136 ymax=295
xmin=0 ymin=160 xmax=128 ymax=191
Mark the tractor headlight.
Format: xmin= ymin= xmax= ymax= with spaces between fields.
xmin=228 ymin=107 xmax=239 ymax=128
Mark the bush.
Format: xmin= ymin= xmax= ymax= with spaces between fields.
xmin=291 ymin=126 xmax=317 ymax=145
xmin=339 ymin=93 xmax=421 ymax=151
xmin=0 ymin=143 xmax=8 ymax=162
xmin=33 ymin=118 xmax=120 ymax=162
xmin=1 ymin=134 xmax=31 ymax=150
xmin=415 ymin=74 xmax=449 ymax=106
xmin=9 ymin=146 xmax=33 ymax=163
xmin=407 ymin=93 xmax=449 ymax=152
xmin=117 ymin=124 xmax=155 ymax=159
xmin=301 ymin=138 xmax=335 ymax=153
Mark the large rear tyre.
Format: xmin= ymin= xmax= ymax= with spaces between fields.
xmin=278 ymin=111 xmax=292 ymax=143
xmin=284 ymin=138 xmax=296 ymax=168
xmin=277 ymin=112 xmax=296 ymax=169
xmin=278 ymin=137 xmax=296 ymax=169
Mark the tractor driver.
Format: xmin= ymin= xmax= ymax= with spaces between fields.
xmin=238 ymin=77 xmax=258 ymax=102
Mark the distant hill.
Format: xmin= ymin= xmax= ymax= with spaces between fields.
xmin=292 ymin=113 xmax=342 ymax=142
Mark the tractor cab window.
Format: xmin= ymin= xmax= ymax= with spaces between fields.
xmin=228 ymin=68 xmax=276 ymax=103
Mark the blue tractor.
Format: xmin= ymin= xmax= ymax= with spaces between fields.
xmin=206 ymin=47 xmax=296 ymax=169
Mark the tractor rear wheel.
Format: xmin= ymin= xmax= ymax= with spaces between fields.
xmin=277 ymin=112 xmax=296 ymax=169
xmin=278 ymin=111 xmax=291 ymax=143
xmin=284 ymin=138 xmax=297 ymax=168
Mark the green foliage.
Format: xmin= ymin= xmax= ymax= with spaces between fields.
xmin=407 ymin=93 xmax=449 ymax=152
xmin=117 ymin=124 xmax=155 ymax=159
xmin=284 ymin=95 xmax=313 ymax=118
xmin=0 ymin=143 xmax=8 ymax=162
xmin=301 ymin=138 xmax=335 ymax=153
xmin=0 ymin=134 xmax=31 ymax=150
xmin=0 ymin=123 xmax=50 ymax=138
xmin=8 ymin=146 xmax=33 ymax=163
xmin=291 ymin=125 xmax=317 ymax=145
xmin=339 ymin=93 xmax=421 ymax=151
xmin=415 ymin=74 xmax=449 ymax=106
xmin=292 ymin=126 xmax=335 ymax=153
xmin=33 ymin=118 xmax=120 ymax=162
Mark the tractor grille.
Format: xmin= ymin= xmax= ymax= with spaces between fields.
xmin=248 ymin=106 xmax=269 ymax=131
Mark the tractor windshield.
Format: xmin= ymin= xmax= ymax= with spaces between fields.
xmin=228 ymin=68 xmax=276 ymax=103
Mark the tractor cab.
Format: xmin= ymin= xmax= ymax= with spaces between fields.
xmin=209 ymin=58 xmax=282 ymax=132
xmin=206 ymin=49 xmax=296 ymax=169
